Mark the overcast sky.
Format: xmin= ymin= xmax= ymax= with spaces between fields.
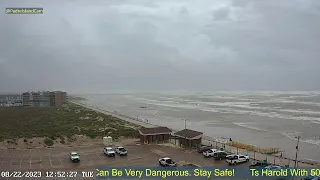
xmin=0 ymin=0 xmax=320 ymax=93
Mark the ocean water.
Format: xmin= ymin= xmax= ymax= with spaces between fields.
xmin=79 ymin=92 xmax=320 ymax=162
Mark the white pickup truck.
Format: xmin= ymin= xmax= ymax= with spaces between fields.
xmin=114 ymin=146 xmax=127 ymax=156
xmin=103 ymin=147 xmax=116 ymax=157
xmin=203 ymin=149 xmax=217 ymax=157
xmin=226 ymin=154 xmax=249 ymax=165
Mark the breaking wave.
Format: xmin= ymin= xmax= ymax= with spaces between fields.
xmin=232 ymin=122 xmax=268 ymax=132
xmin=280 ymin=131 xmax=320 ymax=147
xmin=131 ymin=95 xmax=320 ymax=122
xmin=233 ymin=123 xmax=320 ymax=147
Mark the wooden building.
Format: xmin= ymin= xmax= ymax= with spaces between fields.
xmin=139 ymin=126 xmax=172 ymax=144
xmin=173 ymin=129 xmax=203 ymax=148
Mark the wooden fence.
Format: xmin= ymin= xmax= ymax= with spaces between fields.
xmin=201 ymin=136 xmax=320 ymax=168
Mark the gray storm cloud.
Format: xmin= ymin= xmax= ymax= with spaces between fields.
xmin=0 ymin=0 xmax=319 ymax=93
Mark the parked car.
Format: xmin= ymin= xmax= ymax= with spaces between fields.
xmin=226 ymin=154 xmax=236 ymax=158
xmin=197 ymin=145 xmax=212 ymax=153
xmin=249 ymin=161 xmax=270 ymax=167
xmin=114 ymin=146 xmax=127 ymax=156
xmin=264 ymin=165 xmax=282 ymax=170
xmin=158 ymin=157 xmax=177 ymax=167
xmin=301 ymin=176 xmax=320 ymax=180
xmin=226 ymin=154 xmax=249 ymax=165
xmin=103 ymin=147 xmax=116 ymax=157
xmin=203 ymin=149 xmax=217 ymax=157
xmin=212 ymin=151 xmax=228 ymax=160
xmin=69 ymin=152 xmax=80 ymax=162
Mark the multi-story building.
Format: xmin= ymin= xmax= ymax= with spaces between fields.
xmin=31 ymin=92 xmax=40 ymax=107
xmin=22 ymin=92 xmax=31 ymax=107
xmin=62 ymin=92 xmax=68 ymax=103
xmin=22 ymin=91 xmax=67 ymax=107
xmin=0 ymin=94 xmax=22 ymax=104
xmin=50 ymin=91 xmax=64 ymax=107
xmin=40 ymin=91 xmax=51 ymax=107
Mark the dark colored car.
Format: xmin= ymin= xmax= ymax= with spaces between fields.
xmin=197 ymin=145 xmax=212 ymax=153
xmin=249 ymin=161 xmax=270 ymax=167
xmin=301 ymin=176 xmax=320 ymax=180
xmin=159 ymin=157 xmax=177 ymax=167
xmin=212 ymin=151 xmax=228 ymax=160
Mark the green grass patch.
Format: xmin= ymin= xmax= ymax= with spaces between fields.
xmin=44 ymin=138 xmax=54 ymax=146
xmin=0 ymin=102 xmax=140 ymax=142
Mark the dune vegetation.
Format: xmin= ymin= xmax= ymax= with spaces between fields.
xmin=0 ymin=102 xmax=140 ymax=144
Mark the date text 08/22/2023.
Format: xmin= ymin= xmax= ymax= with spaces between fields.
xmin=0 ymin=171 xmax=93 ymax=178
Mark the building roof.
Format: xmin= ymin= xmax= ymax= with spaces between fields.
xmin=139 ymin=126 xmax=172 ymax=135
xmin=173 ymin=129 xmax=203 ymax=139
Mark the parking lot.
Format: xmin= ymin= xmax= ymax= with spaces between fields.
xmin=0 ymin=143 xmax=251 ymax=180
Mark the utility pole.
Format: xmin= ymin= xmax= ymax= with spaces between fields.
xmin=292 ymin=136 xmax=300 ymax=180
xmin=182 ymin=119 xmax=187 ymax=148
xmin=294 ymin=136 xmax=300 ymax=169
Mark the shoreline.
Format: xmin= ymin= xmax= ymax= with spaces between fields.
xmin=71 ymin=101 xmax=320 ymax=167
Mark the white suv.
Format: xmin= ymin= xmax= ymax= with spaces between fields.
xmin=203 ymin=149 xmax=217 ymax=157
xmin=69 ymin=152 xmax=80 ymax=162
xmin=226 ymin=154 xmax=249 ymax=165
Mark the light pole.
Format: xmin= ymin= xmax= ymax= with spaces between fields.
xmin=182 ymin=119 xmax=187 ymax=148
xmin=294 ymin=136 xmax=300 ymax=169
xmin=292 ymin=136 xmax=300 ymax=180
xmin=183 ymin=119 xmax=187 ymax=130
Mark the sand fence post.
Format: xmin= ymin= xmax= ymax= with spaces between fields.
xmin=265 ymin=154 xmax=268 ymax=164
xmin=253 ymin=151 xmax=256 ymax=162
xmin=288 ymin=158 xmax=291 ymax=167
